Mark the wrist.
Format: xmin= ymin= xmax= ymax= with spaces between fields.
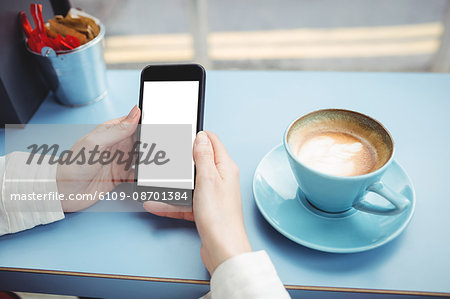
xmin=203 ymin=231 xmax=252 ymax=274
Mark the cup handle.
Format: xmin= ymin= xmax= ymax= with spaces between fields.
xmin=353 ymin=182 xmax=410 ymax=215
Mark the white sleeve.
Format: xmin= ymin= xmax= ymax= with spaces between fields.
xmin=202 ymin=250 xmax=290 ymax=299
xmin=0 ymin=152 xmax=64 ymax=236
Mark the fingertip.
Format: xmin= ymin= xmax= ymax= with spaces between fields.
xmin=143 ymin=201 xmax=193 ymax=219
xmin=124 ymin=105 xmax=141 ymax=124
xmin=195 ymin=131 xmax=210 ymax=145
xmin=142 ymin=200 xmax=153 ymax=212
xmin=127 ymin=105 xmax=139 ymax=119
xmin=143 ymin=201 xmax=164 ymax=215
xmin=194 ymin=132 xmax=213 ymax=157
xmin=193 ymin=132 xmax=215 ymax=164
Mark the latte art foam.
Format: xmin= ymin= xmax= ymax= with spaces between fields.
xmin=296 ymin=132 xmax=377 ymax=177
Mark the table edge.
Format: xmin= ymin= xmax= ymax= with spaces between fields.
xmin=1 ymin=267 xmax=448 ymax=297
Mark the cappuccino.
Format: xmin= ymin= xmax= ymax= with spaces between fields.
xmin=287 ymin=110 xmax=393 ymax=177
xmin=295 ymin=131 xmax=377 ymax=176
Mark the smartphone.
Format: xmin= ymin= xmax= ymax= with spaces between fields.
xmin=134 ymin=64 xmax=205 ymax=204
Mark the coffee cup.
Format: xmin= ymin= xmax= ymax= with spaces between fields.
xmin=283 ymin=109 xmax=410 ymax=215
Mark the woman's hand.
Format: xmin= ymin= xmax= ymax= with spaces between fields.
xmin=56 ymin=105 xmax=141 ymax=212
xmin=143 ymin=131 xmax=252 ymax=274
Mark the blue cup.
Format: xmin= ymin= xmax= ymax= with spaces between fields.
xmin=284 ymin=109 xmax=410 ymax=215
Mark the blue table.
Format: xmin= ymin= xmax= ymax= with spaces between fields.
xmin=1 ymin=70 xmax=449 ymax=298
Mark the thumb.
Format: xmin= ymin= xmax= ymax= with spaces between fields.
xmin=193 ymin=131 xmax=217 ymax=177
xmin=87 ymin=105 xmax=140 ymax=147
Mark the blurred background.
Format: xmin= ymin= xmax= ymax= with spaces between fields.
xmin=69 ymin=0 xmax=450 ymax=72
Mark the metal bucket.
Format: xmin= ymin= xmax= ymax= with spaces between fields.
xmin=27 ymin=22 xmax=107 ymax=107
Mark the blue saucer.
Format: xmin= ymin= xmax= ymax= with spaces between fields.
xmin=253 ymin=144 xmax=415 ymax=253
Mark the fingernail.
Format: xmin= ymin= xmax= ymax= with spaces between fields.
xmin=196 ymin=131 xmax=209 ymax=144
xmin=127 ymin=105 xmax=138 ymax=119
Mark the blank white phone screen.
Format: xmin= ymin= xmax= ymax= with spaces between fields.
xmin=138 ymin=81 xmax=199 ymax=189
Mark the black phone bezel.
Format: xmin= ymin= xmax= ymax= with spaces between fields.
xmin=134 ymin=64 xmax=205 ymax=198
